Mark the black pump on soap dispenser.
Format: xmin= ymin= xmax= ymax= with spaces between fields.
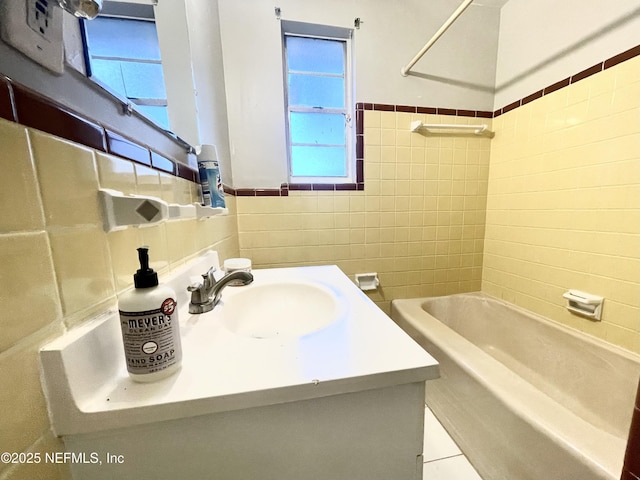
xmin=133 ymin=246 xmax=158 ymax=288
xmin=117 ymin=246 xmax=183 ymax=382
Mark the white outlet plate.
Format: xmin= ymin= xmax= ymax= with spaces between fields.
xmin=0 ymin=0 xmax=64 ymax=74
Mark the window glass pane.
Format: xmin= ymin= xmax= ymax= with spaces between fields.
xmin=85 ymin=17 xmax=161 ymax=60
xmin=290 ymin=112 xmax=345 ymax=146
xmin=291 ymin=146 xmax=346 ymax=177
xmin=288 ymin=74 xmax=344 ymax=108
xmin=120 ymin=62 xmax=166 ymax=99
xmin=135 ymin=105 xmax=170 ymax=131
xmin=286 ymin=36 xmax=344 ymax=74
xmin=90 ymin=59 xmax=126 ymax=97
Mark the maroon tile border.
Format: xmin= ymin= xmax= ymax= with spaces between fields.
xmin=356 ymin=44 xmax=640 ymax=121
xmin=106 ymin=130 xmax=151 ymax=166
xmin=571 ymin=62 xmax=603 ymax=84
xmin=226 ymin=186 xmax=289 ymax=197
xmin=521 ymin=89 xmax=543 ymax=106
xmin=13 ymin=83 xmax=107 ymax=152
xmin=223 ymin=181 xmax=365 ymax=196
xmin=494 ymin=43 xmax=640 ymax=117
xmin=356 ymin=102 xmax=493 ymax=118
xmin=604 ymin=44 xmax=640 ymax=70
xmin=176 ymin=163 xmax=198 ymax=183
xmin=1 ymin=74 xmax=191 ymax=185
xmin=543 ymin=77 xmax=570 ymax=96
xmin=502 ymin=99 xmax=521 ymax=114
xmin=151 ymin=151 xmax=176 ymax=174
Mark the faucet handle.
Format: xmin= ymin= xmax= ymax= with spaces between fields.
xmin=187 ymin=267 xmax=217 ymax=292
xmin=202 ymin=266 xmax=217 ymax=288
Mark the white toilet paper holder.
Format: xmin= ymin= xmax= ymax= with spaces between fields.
xmin=562 ymin=290 xmax=604 ymax=321
xmin=355 ymin=273 xmax=380 ymax=291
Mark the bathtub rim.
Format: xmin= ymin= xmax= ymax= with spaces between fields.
xmin=419 ymin=292 xmax=640 ymax=365
xmin=391 ymin=292 xmax=638 ymax=480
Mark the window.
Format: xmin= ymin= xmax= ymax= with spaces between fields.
xmin=81 ymin=3 xmax=169 ymax=130
xmin=283 ymin=23 xmax=354 ymax=183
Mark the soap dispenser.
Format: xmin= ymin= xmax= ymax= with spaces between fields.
xmin=118 ymin=247 xmax=182 ymax=382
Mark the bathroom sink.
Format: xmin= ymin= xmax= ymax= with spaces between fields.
xmin=220 ymin=280 xmax=346 ymax=339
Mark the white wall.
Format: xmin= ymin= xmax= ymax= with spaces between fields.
xmin=155 ymin=0 xmax=234 ymax=183
xmin=217 ymin=0 xmax=501 ymax=189
xmin=183 ymin=0 xmax=233 ymax=183
xmin=155 ymin=1 xmax=199 ymax=147
xmin=494 ymin=0 xmax=640 ymax=109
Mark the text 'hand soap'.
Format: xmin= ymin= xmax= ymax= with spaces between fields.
xmin=118 ymin=247 xmax=182 ymax=382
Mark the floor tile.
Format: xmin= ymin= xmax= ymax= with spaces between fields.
xmin=423 ymin=455 xmax=483 ymax=480
xmin=423 ymin=406 xmax=461 ymax=462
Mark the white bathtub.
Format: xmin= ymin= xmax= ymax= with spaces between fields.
xmin=391 ymin=292 xmax=640 ymax=480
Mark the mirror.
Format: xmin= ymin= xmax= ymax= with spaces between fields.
xmin=79 ymin=1 xmax=171 ymax=133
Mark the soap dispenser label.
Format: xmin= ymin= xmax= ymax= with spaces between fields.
xmin=119 ymin=300 xmax=182 ymax=375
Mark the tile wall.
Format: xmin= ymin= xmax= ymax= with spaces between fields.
xmin=238 ymin=111 xmax=491 ymax=313
xmin=483 ymin=55 xmax=640 ymax=353
xmin=0 ymin=118 xmax=239 ymax=480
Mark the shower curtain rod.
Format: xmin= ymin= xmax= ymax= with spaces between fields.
xmin=401 ymin=0 xmax=474 ymax=76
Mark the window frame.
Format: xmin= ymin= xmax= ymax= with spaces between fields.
xmin=282 ymin=22 xmax=355 ymax=184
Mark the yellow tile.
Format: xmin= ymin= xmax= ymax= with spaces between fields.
xmin=138 ymin=223 xmax=169 ymax=274
xmin=3 ymin=432 xmax=70 ymax=480
xmin=380 ymin=128 xmax=396 ymax=146
xmin=0 ymin=120 xmax=45 ymax=233
xmin=364 ymin=110 xmax=380 ymax=128
xmin=614 ymin=55 xmax=640 ymax=86
xmin=95 ymin=152 xmax=136 ymax=194
xmin=380 ymin=146 xmax=395 ymax=163
xmin=107 ymin=227 xmax=142 ymax=292
xmin=588 ymin=66 xmax=616 ymax=98
xmin=165 ymin=220 xmax=198 ymax=265
xmin=380 ymin=111 xmax=396 ymax=129
xmin=185 ymin=178 xmax=201 ymax=205
xmin=587 ymin=91 xmax=613 ymax=120
xmin=135 ymin=164 xmax=162 ymax=198
xmin=0 ymin=232 xmax=61 ymax=352
xmin=364 ymin=145 xmax=381 ymax=164
xmin=159 ymin=172 xmax=179 ymax=204
xmin=396 ymin=146 xmax=411 ymax=163
xmin=364 ymin=127 xmax=381 ymax=146
xmin=48 ymin=227 xmax=115 ymax=317
xmin=29 ymin=130 xmax=100 ymax=228
xmin=396 ymin=130 xmax=411 ymax=147
xmin=0 ymin=342 xmax=51 ymax=459
xmin=566 ymin=79 xmax=590 ymax=105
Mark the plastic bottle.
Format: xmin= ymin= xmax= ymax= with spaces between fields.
xmin=118 ymin=247 xmax=182 ymax=382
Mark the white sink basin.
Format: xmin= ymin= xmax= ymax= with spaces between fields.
xmin=220 ymin=281 xmax=346 ymax=339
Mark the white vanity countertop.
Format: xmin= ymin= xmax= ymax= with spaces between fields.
xmin=41 ymin=252 xmax=439 ymax=436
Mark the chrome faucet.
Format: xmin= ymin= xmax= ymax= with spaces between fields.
xmin=187 ymin=267 xmax=253 ymax=314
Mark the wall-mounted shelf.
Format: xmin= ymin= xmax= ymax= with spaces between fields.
xmin=410 ymin=120 xmax=495 ymax=137
xmin=194 ymin=203 xmax=228 ymax=219
xmin=169 ymin=203 xmax=196 ymax=220
xmin=563 ymin=290 xmax=604 ymax=321
xmin=99 ymin=189 xmax=227 ymax=232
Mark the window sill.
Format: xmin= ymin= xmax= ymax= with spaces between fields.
xmin=224 ymin=183 xmax=364 ymax=197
